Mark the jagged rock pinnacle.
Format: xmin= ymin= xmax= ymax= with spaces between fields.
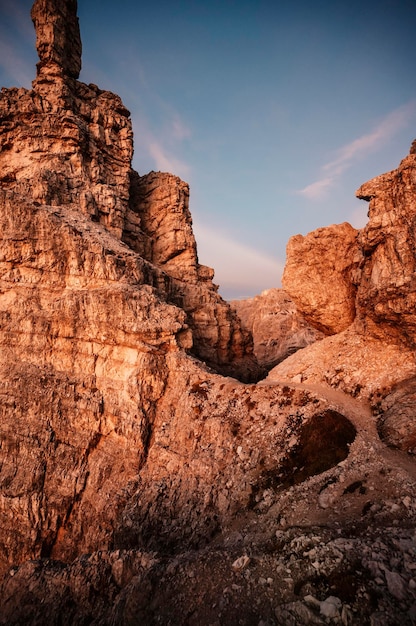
xmin=31 ymin=0 xmax=82 ymax=79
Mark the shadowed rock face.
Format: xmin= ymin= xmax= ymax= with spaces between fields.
xmin=31 ymin=0 xmax=82 ymax=79
xmin=378 ymin=377 xmax=416 ymax=452
xmin=231 ymin=288 xmax=325 ymax=369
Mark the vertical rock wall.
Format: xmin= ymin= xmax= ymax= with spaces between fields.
xmin=0 ymin=0 xmax=261 ymax=381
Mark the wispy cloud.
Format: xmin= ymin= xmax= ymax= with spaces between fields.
xmin=147 ymin=139 xmax=191 ymax=179
xmin=298 ymin=100 xmax=416 ymax=200
xmin=193 ymin=223 xmax=284 ymax=299
xmin=297 ymin=177 xmax=333 ymax=201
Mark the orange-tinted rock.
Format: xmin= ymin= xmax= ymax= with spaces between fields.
xmin=0 ymin=0 xmax=259 ymax=382
xmin=282 ymin=222 xmax=361 ymax=335
xmin=231 ymin=288 xmax=324 ymax=369
xmin=1 ymin=2 xmax=416 ymax=622
xmin=356 ymin=151 xmax=416 ymax=345
xmin=378 ymin=377 xmax=416 ymax=453
xmin=31 ymin=0 xmax=82 ymax=79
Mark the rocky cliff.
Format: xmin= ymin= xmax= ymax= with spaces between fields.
xmin=0 ymin=1 xmax=416 ymax=624
xmin=231 ymin=288 xmax=325 ymax=369
xmin=0 ymin=0 xmax=259 ymax=383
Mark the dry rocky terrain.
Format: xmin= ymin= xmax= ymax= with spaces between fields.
xmin=0 ymin=1 xmax=415 ymax=624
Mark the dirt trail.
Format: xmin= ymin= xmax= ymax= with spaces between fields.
xmin=260 ymin=377 xmax=416 ymax=481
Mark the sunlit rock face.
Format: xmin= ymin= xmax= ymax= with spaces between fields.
xmin=356 ymin=151 xmax=416 ymax=345
xmin=282 ymin=222 xmax=361 ymax=335
xmin=0 ymin=0 xmax=266 ymax=579
xmin=269 ymin=143 xmax=416 ymax=406
xmin=0 ymin=0 xmax=259 ymax=381
xmin=1 ymin=1 xmax=416 ymax=623
xmin=231 ymin=288 xmax=325 ymax=369
xmin=281 ymin=147 xmax=416 ymax=346
xmin=31 ymin=0 xmax=82 ymax=79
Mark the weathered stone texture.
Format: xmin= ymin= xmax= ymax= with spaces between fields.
xmin=282 ymin=222 xmax=361 ymax=335
xmin=378 ymin=377 xmax=416 ymax=453
xmin=31 ymin=0 xmax=82 ymax=79
xmin=0 ymin=82 xmax=133 ymax=237
xmin=356 ymin=152 xmax=416 ymax=345
xmin=123 ymin=170 xmax=259 ymax=377
xmin=0 ymin=0 xmax=259 ymax=381
xmin=231 ymin=288 xmax=324 ymax=369
xmin=1 ymin=1 xmax=416 ymax=623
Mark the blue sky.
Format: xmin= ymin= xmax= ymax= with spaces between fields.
xmin=1 ymin=0 xmax=415 ymax=299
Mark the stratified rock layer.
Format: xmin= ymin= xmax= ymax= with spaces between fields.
xmin=231 ymin=288 xmax=324 ymax=369
xmin=0 ymin=0 xmax=259 ymax=381
xmin=356 ymin=152 xmax=416 ymax=346
xmin=31 ymin=0 xmax=82 ymax=79
xmin=1 ymin=1 xmax=416 ymax=624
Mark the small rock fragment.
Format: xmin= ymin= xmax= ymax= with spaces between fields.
xmin=231 ymin=555 xmax=250 ymax=571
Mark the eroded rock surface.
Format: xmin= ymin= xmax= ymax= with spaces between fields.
xmin=378 ymin=377 xmax=416 ymax=453
xmin=0 ymin=1 xmax=416 ymax=624
xmin=272 ymin=145 xmax=416 ymax=406
xmin=31 ymin=0 xmax=82 ymax=79
xmin=356 ymin=152 xmax=416 ymax=346
xmin=0 ymin=0 xmax=258 ymax=381
xmin=231 ymin=288 xmax=324 ymax=369
xmin=282 ymin=222 xmax=361 ymax=335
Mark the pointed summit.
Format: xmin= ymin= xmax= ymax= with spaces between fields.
xmin=31 ymin=0 xmax=82 ymax=79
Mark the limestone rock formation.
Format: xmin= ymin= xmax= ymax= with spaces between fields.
xmin=125 ymin=170 xmax=257 ymax=379
xmin=231 ymin=288 xmax=324 ymax=369
xmin=0 ymin=0 xmax=263 ymax=580
xmin=378 ymin=377 xmax=416 ymax=453
xmin=0 ymin=0 xmax=258 ymax=381
xmin=355 ymin=151 xmax=416 ymax=346
xmin=1 ymin=1 xmax=416 ymax=624
xmin=270 ymin=145 xmax=416 ymax=405
xmin=282 ymin=222 xmax=361 ymax=335
xmin=31 ymin=0 xmax=82 ymax=79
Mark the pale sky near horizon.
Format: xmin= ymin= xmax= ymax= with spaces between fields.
xmin=0 ymin=0 xmax=415 ymax=299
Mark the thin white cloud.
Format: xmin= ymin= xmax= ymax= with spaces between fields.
xmin=147 ymin=139 xmax=191 ymax=179
xmin=194 ymin=223 xmax=284 ymax=299
xmin=297 ymin=177 xmax=334 ymax=201
xmin=171 ymin=116 xmax=192 ymax=141
xmin=298 ymin=99 xmax=416 ymax=200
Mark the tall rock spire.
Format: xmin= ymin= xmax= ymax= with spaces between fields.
xmin=31 ymin=0 xmax=82 ymax=79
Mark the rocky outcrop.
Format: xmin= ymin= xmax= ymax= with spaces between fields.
xmin=355 ymin=152 xmax=416 ymax=346
xmin=0 ymin=0 xmax=264 ymax=580
xmin=1 ymin=1 xmax=416 ymax=624
xmin=231 ymin=288 xmax=324 ymax=369
xmin=0 ymin=73 xmax=133 ymax=237
xmin=270 ymin=145 xmax=416 ymax=403
xmin=282 ymin=222 xmax=361 ymax=335
xmin=282 ymin=148 xmax=416 ymax=347
xmin=125 ymin=170 xmax=258 ymax=379
xmin=0 ymin=0 xmax=259 ymax=381
xmin=31 ymin=0 xmax=82 ymax=80
xmin=378 ymin=377 xmax=416 ymax=453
